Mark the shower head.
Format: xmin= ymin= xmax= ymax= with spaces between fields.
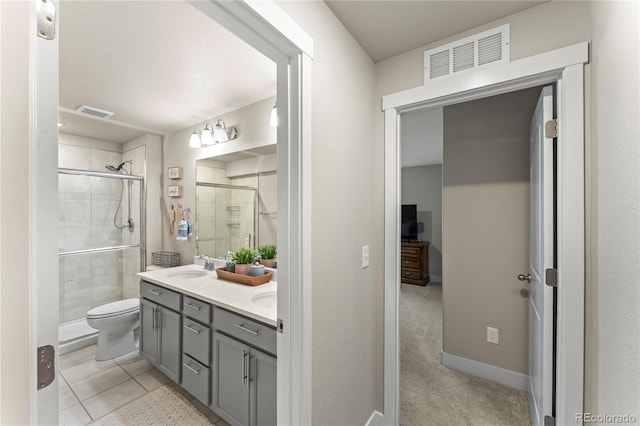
xmin=105 ymin=160 xmax=132 ymax=174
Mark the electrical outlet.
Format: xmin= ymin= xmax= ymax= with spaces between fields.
xmin=487 ymin=327 xmax=499 ymax=344
xmin=362 ymin=245 xmax=369 ymax=269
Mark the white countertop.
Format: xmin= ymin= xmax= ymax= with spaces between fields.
xmin=137 ymin=264 xmax=277 ymax=327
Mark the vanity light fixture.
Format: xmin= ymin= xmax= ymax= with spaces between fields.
xmin=188 ymin=119 xmax=238 ymax=148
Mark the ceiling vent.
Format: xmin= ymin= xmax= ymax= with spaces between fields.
xmin=424 ymin=24 xmax=510 ymax=83
xmin=76 ymin=105 xmax=114 ymax=119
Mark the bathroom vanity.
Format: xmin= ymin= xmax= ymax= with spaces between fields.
xmin=137 ymin=265 xmax=277 ymax=426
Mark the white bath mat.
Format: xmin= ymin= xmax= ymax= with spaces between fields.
xmin=90 ymin=385 xmax=212 ymax=425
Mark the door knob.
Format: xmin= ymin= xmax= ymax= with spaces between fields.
xmin=517 ymin=274 xmax=531 ymax=283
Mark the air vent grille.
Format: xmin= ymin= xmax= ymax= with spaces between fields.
xmin=430 ymin=50 xmax=450 ymax=79
xmin=452 ymin=42 xmax=475 ymax=73
xmin=478 ymin=33 xmax=503 ymax=65
xmin=424 ymin=24 xmax=510 ymax=83
xmin=76 ymin=105 xmax=114 ymax=119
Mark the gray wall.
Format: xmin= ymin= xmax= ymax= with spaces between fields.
xmin=401 ymin=165 xmax=443 ymax=276
xmin=375 ymin=0 xmax=639 ymax=416
xmin=276 ymin=2 xmax=379 ymax=424
xmin=442 ymin=88 xmax=540 ymax=374
xmin=588 ymin=1 xmax=639 ymax=414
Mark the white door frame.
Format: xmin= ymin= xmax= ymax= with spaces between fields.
xmin=28 ymin=1 xmax=314 ymax=424
xmin=383 ymin=42 xmax=587 ymax=426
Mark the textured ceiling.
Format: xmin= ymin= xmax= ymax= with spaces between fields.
xmin=59 ymin=1 xmax=276 ymax=142
xmin=325 ymin=1 xmax=546 ymax=63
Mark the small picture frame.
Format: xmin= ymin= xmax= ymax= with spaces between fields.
xmin=167 ymin=185 xmax=183 ymax=197
xmin=168 ymin=167 xmax=183 ymax=179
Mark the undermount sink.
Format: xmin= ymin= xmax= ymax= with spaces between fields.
xmin=251 ymin=291 xmax=277 ymax=309
xmin=167 ymin=270 xmax=208 ymax=280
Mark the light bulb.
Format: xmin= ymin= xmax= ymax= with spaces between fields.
xmin=189 ymin=130 xmax=201 ymax=148
xmin=200 ymin=127 xmax=214 ymax=146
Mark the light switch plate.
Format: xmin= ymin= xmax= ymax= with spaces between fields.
xmin=487 ymin=327 xmax=499 ymax=344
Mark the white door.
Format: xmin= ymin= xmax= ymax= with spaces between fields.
xmin=34 ymin=5 xmax=61 ymax=422
xmin=527 ymin=85 xmax=555 ymax=426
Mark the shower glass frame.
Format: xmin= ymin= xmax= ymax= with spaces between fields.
xmin=58 ymin=168 xmax=146 ymax=310
xmin=195 ymin=181 xmax=258 ymax=258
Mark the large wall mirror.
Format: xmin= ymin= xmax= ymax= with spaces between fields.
xmin=195 ymin=148 xmax=277 ymax=259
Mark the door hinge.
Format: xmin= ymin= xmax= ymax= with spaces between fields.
xmin=277 ymin=318 xmax=284 ymax=334
xmin=37 ymin=345 xmax=55 ymax=390
xmin=545 ymin=119 xmax=558 ymax=139
xmin=544 ymin=415 xmax=555 ymax=426
xmin=545 ymin=268 xmax=558 ymax=287
xmin=37 ymin=0 xmax=56 ymax=40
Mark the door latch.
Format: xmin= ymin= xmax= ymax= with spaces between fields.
xmin=277 ymin=318 xmax=284 ymax=334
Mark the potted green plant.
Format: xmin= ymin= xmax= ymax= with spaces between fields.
xmin=231 ymin=247 xmax=258 ymax=275
xmin=258 ymin=244 xmax=277 ymax=268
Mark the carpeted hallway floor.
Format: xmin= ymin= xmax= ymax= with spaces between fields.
xmin=400 ymin=282 xmax=531 ymax=426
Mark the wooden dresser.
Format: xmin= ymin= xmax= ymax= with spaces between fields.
xmin=400 ymin=242 xmax=430 ymax=285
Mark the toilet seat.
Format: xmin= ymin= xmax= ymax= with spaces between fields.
xmin=87 ymin=298 xmax=139 ymax=319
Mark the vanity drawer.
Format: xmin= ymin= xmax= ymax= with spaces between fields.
xmin=183 ymin=318 xmax=211 ymax=366
xmin=183 ymin=296 xmax=211 ymax=324
xmin=140 ymin=281 xmax=181 ymax=311
xmin=213 ymin=307 xmax=276 ymax=355
xmin=182 ymin=354 xmax=210 ymax=406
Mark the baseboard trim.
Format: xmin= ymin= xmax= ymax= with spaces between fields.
xmin=429 ymin=274 xmax=442 ymax=283
xmin=365 ymin=410 xmax=384 ymax=426
xmin=441 ymin=351 xmax=527 ymax=391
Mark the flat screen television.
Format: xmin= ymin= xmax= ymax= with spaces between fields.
xmin=401 ymin=204 xmax=418 ymax=241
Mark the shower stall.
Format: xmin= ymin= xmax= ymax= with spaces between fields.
xmin=58 ymin=166 xmax=145 ymax=353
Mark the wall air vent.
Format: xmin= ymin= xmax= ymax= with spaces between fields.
xmin=75 ymin=105 xmax=114 ymax=119
xmin=424 ymin=24 xmax=510 ymax=83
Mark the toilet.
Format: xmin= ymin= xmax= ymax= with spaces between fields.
xmin=87 ymin=298 xmax=140 ymax=361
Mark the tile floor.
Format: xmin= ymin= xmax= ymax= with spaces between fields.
xmin=58 ymin=345 xmax=230 ymax=426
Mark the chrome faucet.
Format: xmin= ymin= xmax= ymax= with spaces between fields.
xmin=199 ymin=255 xmax=215 ymax=271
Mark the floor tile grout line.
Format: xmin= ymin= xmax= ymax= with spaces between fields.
xmin=85 ymin=383 xmax=169 ymax=424
xmin=78 ymin=373 xmax=150 ymax=420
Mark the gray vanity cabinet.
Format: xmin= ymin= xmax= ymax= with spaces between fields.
xmin=211 ymin=308 xmax=277 ymax=426
xmin=212 ymin=331 xmax=251 ymax=426
xmin=139 ymin=281 xmax=182 ymax=383
xmin=212 ymin=332 xmax=276 ymax=426
xmin=250 ymin=349 xmax=277 ymax=426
